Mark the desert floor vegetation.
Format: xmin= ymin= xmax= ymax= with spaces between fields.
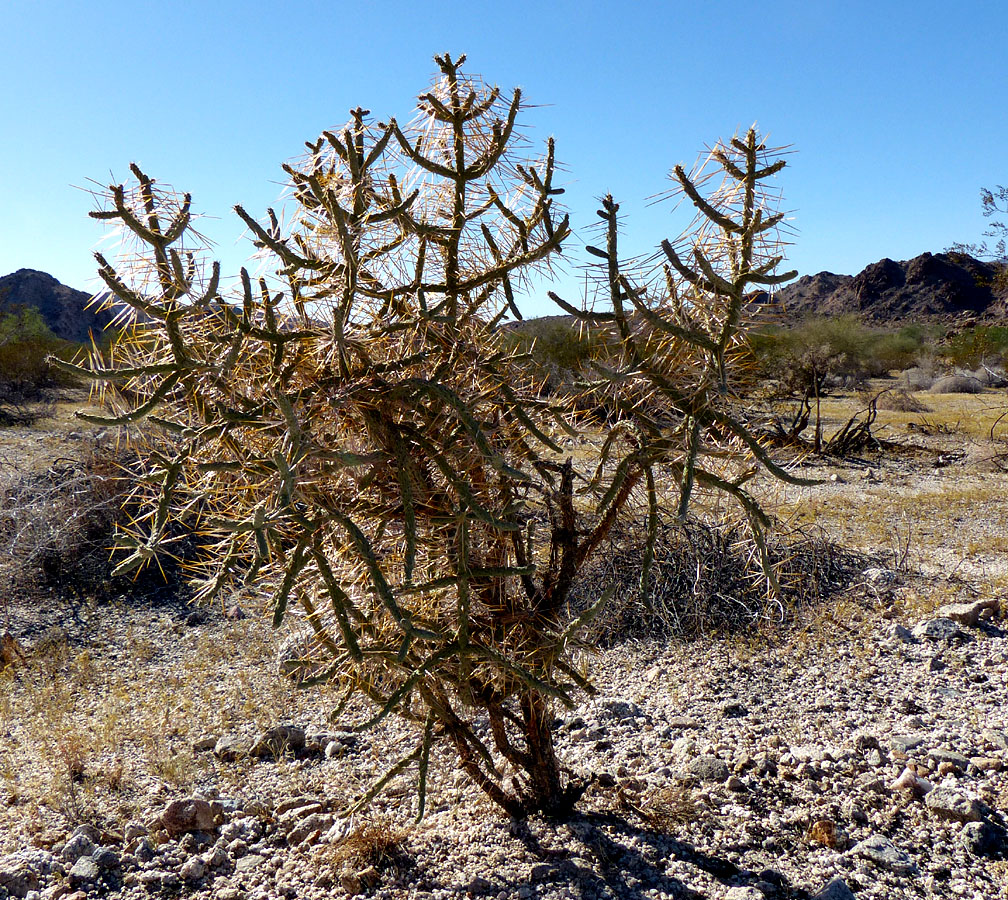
xmin=0 ymin=371 xmax=1006 ymax=899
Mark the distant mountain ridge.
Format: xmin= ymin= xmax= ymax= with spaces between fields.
xmin=0 ymin=269 xmax=113 ymax=343
xmin=776 ymin=251 xmax=1008 ymax=323
xmin=4 ymin=252 xmax=1006 ymax=346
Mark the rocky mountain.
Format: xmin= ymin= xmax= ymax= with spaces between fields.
xmin=776 ymin=252 xmax=1008 ymax=323
xmin=0 ymin=269 xmax=113 ymax=343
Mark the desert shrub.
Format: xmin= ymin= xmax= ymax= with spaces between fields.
xmin=568 ymin=521 xmax=867 ymax=646
xmin=874 ymin=389 xmax=930 ymax=413
xmin=928 ymin=374 xmax=985 ymax=394
xmin=899 ymin=366 xmax=936 ymax=391
xmin=870 ymin=325 xmax=936 ymax=374
xmin=943 ymin=324 xmax=1008 ymax=369
xmin=751 ymin=316 xmax=874 ymax=400
xmin=0 ymin=307 xmax=80 ymax=422
xmin=505 ymin=317 xmax=612 ymax=372
xmin=752 ymin=318 xmax=937 ymax=395
xmin=499 ymin=316 xmax=616 ymax=400
xmin=68 ymin=56 xmax=803 ymax=818
xmin=0 ymin=438 xmax=189 ymax=615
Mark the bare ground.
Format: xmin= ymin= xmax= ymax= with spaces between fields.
xmin=2 ymin=384 xmax=1007 ymax=900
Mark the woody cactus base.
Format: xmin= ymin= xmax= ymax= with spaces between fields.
xmin=62 ymin=54 xmax=807 ymax=819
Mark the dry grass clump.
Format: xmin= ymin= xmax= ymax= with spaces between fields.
xmin=632 ymin=781 xmax=698 ymax=830
xmin=326 ymin=818 xmax=413 ymax=876
xmin=928 ymin=374 xmax=985 ymax=394
xmin=874 ymin=389 xmax=929 ymax=413
xmin=567 ymin=520 xmax=868 ymax=646
xmin=899 ymin=366 xmax=936 ymax=391
xmin=0 ymin=607 xmax=319 ymax=851
xmin=0 ymin=436 xmax=191 ymax=623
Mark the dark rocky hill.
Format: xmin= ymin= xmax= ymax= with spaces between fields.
xmin=0 ymin=269 xmax=113 ymax=343
xmin=776 ymin=252 xmax=1007 ymax=323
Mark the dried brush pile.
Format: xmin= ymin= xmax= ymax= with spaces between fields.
xmin=568 ymin=520 xmax=868 ymax=645
xmin=0 ymin=440 xmax=189 ymax=627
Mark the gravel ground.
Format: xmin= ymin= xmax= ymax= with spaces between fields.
xmin=3 ymin=394 xmax=1008 ymax=900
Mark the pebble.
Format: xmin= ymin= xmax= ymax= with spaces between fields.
xmin=688 ymin=754 xmax=730 ymax=782
xmin=812 ymin=877 xmax=856 ymax=900
xmin=66 ymin=856 xmax=99 ymax=887
xmin=5 ymin=532 xmax=1008 ymax=900
xmin=924 ymin=786 xmax=985 ymax=822
xmin=913 ymin=617 xmax=964 ymax=642
xmin=851 ymin=833 xmax=918 ymax=874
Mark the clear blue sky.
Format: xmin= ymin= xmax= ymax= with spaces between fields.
xmin=3 ymin=0 xmax=1005 ymax=317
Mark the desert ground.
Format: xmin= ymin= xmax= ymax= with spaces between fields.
xmin=2 ymin=383 xmax=1008 ymax=900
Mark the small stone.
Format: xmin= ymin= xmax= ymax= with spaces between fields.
xmin=863 ymin=566 xmax=895 ymax=584
xmin=0 ymin=865 xmax=39 ymax=899
xmin=959 ymin=821 xmax=1008 ymax=857
xmin=133 ymin=837 xmax=156 ymax=864
xmin=929 ymin=748 xmax=969 ymax=772
xmin=808 ymin=818 xmax=838 ymax=848
xmin=971 ymin=756 xmax=1002 ymax=772
xmin=888 ymin=733 xmax=927 ymax=754
xmin=180 ymin=856 xmax=206 ymax=882
xmin=892 ymin=766 xmax=932 ymax=797
xmin=214 ymin=734 xmax=247 ymax=762
xmin=202 ymin=845 xmax=229 ymax=869
xmin=530 ymin=863 xmax=552 ymax=882
xmin=60 ymin=834 xmax=94 ymax=864
xmin=159 ymin=797 xmax=221 ymax=835
xmin=854 ymin=732 xmax=881 ymax=752
xmin=912 ymin=617 xmax=963 ymax=642
xmin=192 ymin=736 xmax=217 ymax=753
xmin=689 ymin=755 xmax=730 ymax=783
xmin=937 ymin=598 xmax=998 ymax=626
xmin=234 ymin=854 xmax=264 ymax=873
xmin=225 ymin=604 xmax=246 ymax=620
xmin=812 ymin=877 xmax=856 ymax=900
xmin=288 ymin=813 xmax=333 ymax=845
xmin=726 ymin=775 xmax=746 ymax=792
xmin=341 ymin=872 xmax=362 ymax=894
xmin=124 ymin=822 xmax=148 ymax=841
xmin=982 ymin=728 xmax=1008 ymax=751
xmin=250 ymin=724 xmax=306 ymax=758
xmin=468 ymin=875 xmax=493 ymax=895
xmin=891 ymin=624 xmax=916 ymax=643
xmin=842 ymin=799 xmax=869 ymax=825
xmin=67 ymin=856 xmax=99 ymax=886
xmin=92 ymin=847 xmax=119 ymax=870
xmin=70 ymin=825 xmax=101 ymax=843
xmin=228 ymin=838 xmax=248 ymax=858
xmin=925 ymin=786 xmax=984 ymax=822
xmin=851 ymin=833 xmax=917 ymax=873
xmin=277 ymin=800 xmax=324 ymax=824
xmin=358 ymin=866 xmax=380 ymax=889
xmin=184 ymin=609 xmax=208 ymax=627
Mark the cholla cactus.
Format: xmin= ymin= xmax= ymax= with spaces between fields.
xmin=64 ymin=56 xmax=806 ymax=819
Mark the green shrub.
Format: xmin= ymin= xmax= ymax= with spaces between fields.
xmin=0 ymin=306 xmax=80 ymax=418
xmin=943 ymin=325 xmax=1008 ymax=369
xmin=69 ymin=56 xmax=804 ymax=819
xmin=751 ymin=317 xmax=938 ymax=395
